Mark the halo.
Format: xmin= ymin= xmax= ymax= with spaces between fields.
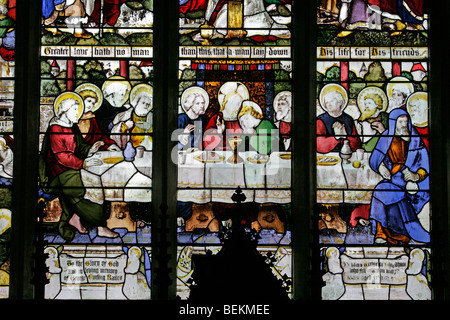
xmin=130 ymin=83 xmax=154 ymax=110
xmin=319 ymin=83 xmax=348 ymax=112
xmin=273 ymin=90 xmax=292 ymax=123
xmin=386 ymin=76 xmax=414 ymax=100
xmin=0 ymin=208 xmax=11 ymax=235
xmin=180 ymin=86 xmax=209 ymax=113
xmin=406 ymin=91 xmax=428 ymax=127
xmin=75 ymin=83 xmax=103 ymax=112
xmin=217 ymin=81 xmax=250 ymax=110
xmin=357 ymin=86 xmax=388 ymax=112
xmin=128 ymin=246 xmax=142 ymax=258
xmin=101 ymin=76 xmax=132 ymax=106
xmin=53 ymin=91 xmax=84 ymax=121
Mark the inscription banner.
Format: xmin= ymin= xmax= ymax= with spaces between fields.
xmin=41 ymin=46 xmax=153 ymax=58
xmin=180 ymin=46 xmax=291 ymax=59
xmin=317 ymin=47 xmax=429 ymax=60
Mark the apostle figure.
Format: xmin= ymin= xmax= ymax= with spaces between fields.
xmin=178 ymin=86 xmax=208 ymax=151
xmin=386 ymin=76 xmax=414 ymax=113
xmin=39 ymin=92 xmax=119 ymax=241
xmin=110 ymin=83 xmax=153 ymax=150
xmin=238 ymin=100 xmax=277 ymax=155
xmin=273 ymin=91 xmax=292 ymax=151
xmin=354 ymin=86 xmax=388 ymax=152
xmin=75 ymin=83 xmax=121 ymax=151
xmin=316 ymin=83 xmax=361 ymax=153
xmin=203 ymin=81 xmax=249 ymax=150
xmin=94 ymin=76 xmax=131 ymax=135
xmin=369 ymin=108 xmax=430 ymax=245
xmin=406 ymin=91 xmax=429 ymax=151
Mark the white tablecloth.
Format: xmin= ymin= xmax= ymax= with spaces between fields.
xmin=81 ymin=151 xmax=152 ymax=204
xmin=177 ymin=150 xmax=291 ymax=204
xmin=316 ymin=151 xmax=382 ymax=204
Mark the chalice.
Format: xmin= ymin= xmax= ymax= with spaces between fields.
xmin=227 ymin=136 xmax=243 ymax=164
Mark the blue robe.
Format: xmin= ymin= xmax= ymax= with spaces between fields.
xmin=369 ymin=108 xmax=430 ymax=243
xmin=177 ymin=113 xmax=203 ymax=150
xmin=42 ymin=0 xmax=66 ymax=20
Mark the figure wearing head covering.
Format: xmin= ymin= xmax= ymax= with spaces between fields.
xmin=368 ymin=108 xmax=430 ymax=245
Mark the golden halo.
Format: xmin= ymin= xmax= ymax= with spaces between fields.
xmin=0 ymin=208 xmax=11 ymax=235
xmin=130 ymin=83 xmax=154 ymax=110
xmin=319 ymin=83 xmax=348 ymax=112
xmin=54 ymin=91 xmax=84 ymax=121
xmin=357 ymin=86 xmax=388 ymax=112
xmin=128 ymin=246 xmax=142 ymax=258
xmin=181 ymin=86 xmax=209 ymax=113
xmin=386 ymin=76 xmax=414 ymax=100
xmin=101 ymin=76 xmax=132 ymax=106
xmin=406 ymin=91 xmax=428 ymax=127
xmin=217 ymin=81 xmax=250 ymax=110
xmin=75 ymin=83 xmax=103 ymax=112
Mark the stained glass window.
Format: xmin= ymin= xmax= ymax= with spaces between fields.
xmin=176 ymin=0 xmax=293 ymax=299
xmin=0 ymin=0 xmax=15 ymax=299
xmin=317 ymin=1 xmax=432 ymax=300
xmin=38 ymin=0 xmax=153 ymax=300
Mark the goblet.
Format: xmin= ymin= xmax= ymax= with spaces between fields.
xmin=227 ymin=137 xmax=243 ymax=164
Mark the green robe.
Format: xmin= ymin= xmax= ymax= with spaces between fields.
xmin=39 ymin=126 xmax=106 ymax=241
xmin=247 ymin=119 xmax=278 ymax=155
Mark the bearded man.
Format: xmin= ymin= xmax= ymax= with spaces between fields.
xmin=368 ymin=108 xmax=430 ymax=245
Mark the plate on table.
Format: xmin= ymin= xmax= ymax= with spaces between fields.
xmin=317 ymin=155 xmax=340 ymax=166
xmin=247 ymin=154 xmax=269 ymax=164
xmin=102 ymin=157 xmax=124 ymax=164
xmin=278 ymin=153 xmax=291 ymax=160
xmin=194 ymin=152 xmax=225 ymax=163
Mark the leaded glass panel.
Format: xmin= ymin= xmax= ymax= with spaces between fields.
xmin=176 ymin=0 xmax=293 ymax=299
xmin=0 ymin=0 xmax=15 ymax=299
xmin=317 ymin=0 xmax=432 ymax=300
xmin=38 ymin=0 xmax=153 ymax=300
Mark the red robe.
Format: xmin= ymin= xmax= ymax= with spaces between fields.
xmin=203 ymin=112 xmax=242 ymax=150
xmin=77 ymin=115 xmax=116 ymax=150
xmin=88 ymin=0 xmax=127 ymax=26
xmin=47 ymin=125 xmax=85 ymax=180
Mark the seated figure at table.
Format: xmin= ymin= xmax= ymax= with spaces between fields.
xmin=273 ymin=91 xmax=292 ymax=151
xmin=177 ymin=86 xmax=208 ymax=151
xmin=386 ymin=76 xmax=414 ymax=113
xmin=75 ymin=83 xmax=121 ymax=152
xmin=39 ymin=92 xmax=119 ymax=241
xmin=316 ymin=83 xmax=361 ymax=153
xmin=406 ymin=91 xmax=429 ymax=151
xmin=94 ymin=76 xmax=131 ymax=135
xmin=369 ymin=108 xmax=430 ymax=245
xmin=203 ymin=81 xmax=249 ymax=150
xmin=354 ymin=86 xmax=389 ymax=152
xmin=238 ymin=100 xmax=278 ymax=155
xmin=111 ymin=83 xmax=153 ymax=150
